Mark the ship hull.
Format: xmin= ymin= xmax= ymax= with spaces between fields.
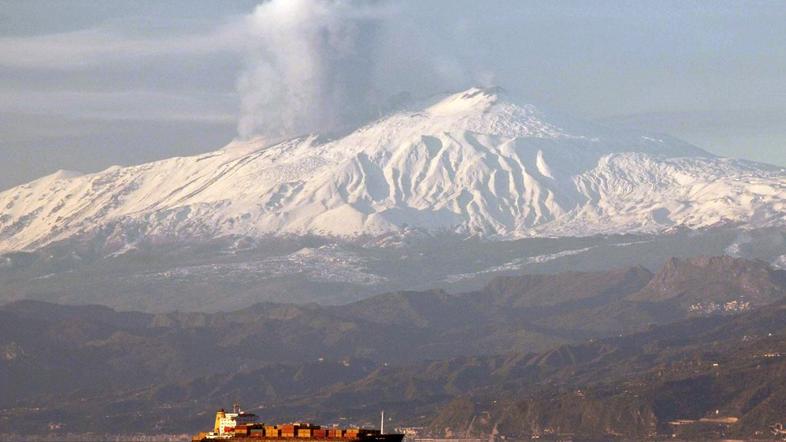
xmin=194 ymin=436 xmax=405 ymax=442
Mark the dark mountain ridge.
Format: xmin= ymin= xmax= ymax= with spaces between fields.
xmin=1 ymin=256 xmax=785 ymax=438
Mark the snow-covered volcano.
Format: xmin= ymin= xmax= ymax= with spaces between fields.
xmin=2 ymin=87 xmax=786 ymax=252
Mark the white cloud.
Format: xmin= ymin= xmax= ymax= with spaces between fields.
xmin=0 ymin=23 xmax=246 ymax=70
xmin=0 ymin=88 xmax=237 ymax=122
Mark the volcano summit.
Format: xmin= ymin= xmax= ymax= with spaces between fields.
xmin=1 ymin=87 xmax=785 ymax=253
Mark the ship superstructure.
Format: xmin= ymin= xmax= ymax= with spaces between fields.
xmin=192 ymin=404 xmax=403 ymax=442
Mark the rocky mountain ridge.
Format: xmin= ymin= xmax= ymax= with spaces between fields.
xmin=2 ymin=256 xmax=785 ymax=439
xmin=0 ymin=257 xmax=786 ymax=434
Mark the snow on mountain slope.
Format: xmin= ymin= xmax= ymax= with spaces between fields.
xmin=1 ymin=87 xmax=785 ymax=252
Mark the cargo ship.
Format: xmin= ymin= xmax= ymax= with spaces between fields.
xmin=192 ymin=404 xmax=404 ymax=442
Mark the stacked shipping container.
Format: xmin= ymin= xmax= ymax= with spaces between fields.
xmin=197 ymin=419 xmax=385 ymax=441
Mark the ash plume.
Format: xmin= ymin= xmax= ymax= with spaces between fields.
xmin=236 ymin=0 xmax=468 ymax=141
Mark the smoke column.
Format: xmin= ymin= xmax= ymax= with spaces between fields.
xmin=236 ymin=0 xmax=474 ymax=141
xmin=237 ymin=0 xmax=389 ymax=140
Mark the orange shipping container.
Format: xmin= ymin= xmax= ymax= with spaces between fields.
xmin=235 ymin=426 xmax=249 ymax=436
xmin=281 ymin=424 xmax=296 ymax=437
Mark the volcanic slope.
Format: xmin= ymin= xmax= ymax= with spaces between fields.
xmin=1 ymin=87 xmax=785 ymax=252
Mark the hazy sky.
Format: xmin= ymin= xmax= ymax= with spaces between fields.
xmin=1 ymin=0 xmax=786 ymax=190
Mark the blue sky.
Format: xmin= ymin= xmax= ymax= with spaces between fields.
xmin=1 ymin=0 xmax=785 ymax=190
